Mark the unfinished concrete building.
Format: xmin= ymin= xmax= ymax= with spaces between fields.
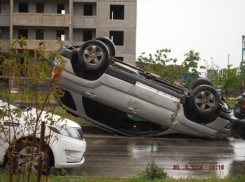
xmin=0 ymin=0 xmax=137 ymax=66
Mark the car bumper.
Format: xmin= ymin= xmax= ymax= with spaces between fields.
xmin=52 ymin=135 xmax=86 ymax=168
xmin=230 ymin=116 xmax=245 ymax=140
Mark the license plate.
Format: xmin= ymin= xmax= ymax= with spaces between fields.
xmin=235 ymin=107 xmax=241 ymax=113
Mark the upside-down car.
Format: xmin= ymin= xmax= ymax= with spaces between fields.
xmin=52 ymin=37 xmax=234 ymax=139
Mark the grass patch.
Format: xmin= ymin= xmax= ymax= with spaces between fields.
xmin=9 ymin=92 xmax=57 ymax=103
xmin=224 ymin=98 xmax=236 ymax=108
xmin=1 ymin=159 xmax=245 ymax=182
xmin=0 ymin=172 xmax=245 ymax=182
xmin=53 ymin=108 xmax=91 ymax=126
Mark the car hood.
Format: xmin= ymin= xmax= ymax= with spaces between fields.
xmin=23 ymin=108 xmax=80 ymax=128
xmin=0 ymin=100 xmax=80 ymax=128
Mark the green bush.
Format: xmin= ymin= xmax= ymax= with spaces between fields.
xmin=141 ymin=159 xmax=167 ymax=180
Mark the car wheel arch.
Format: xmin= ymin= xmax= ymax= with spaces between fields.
xmin=93 ymin=37 xmax=116 ymax=57
xmin=3 ymin=136 xmax=54 ymax=168
xmin=189 ymin=78 xmax=214 ymax=90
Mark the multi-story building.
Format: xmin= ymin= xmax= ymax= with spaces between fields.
xmin=0 ymin=0 xmax=137 ymax=65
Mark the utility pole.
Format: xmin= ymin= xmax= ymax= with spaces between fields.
xmin=228 ymin=54 xmax=229 ymax=67
xmin=243 ymin=35 xmax=245 ymax=64
xmin=242 ymin=35 xmax=245 ymax=72
xmin=242 ymin=36 xmax=245 ymax=92
xmin=226 ymin=54 xmax=229 ymax=98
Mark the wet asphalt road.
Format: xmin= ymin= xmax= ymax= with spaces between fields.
xmin=2 ymin=104 xmax=244 ymax=178
xmin=51 ymin=127 xmax=245 ymax=178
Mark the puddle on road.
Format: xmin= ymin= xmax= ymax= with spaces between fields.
xmin=127 ymin=137 xmax=245 ymax=178
xmin=52 ymin=136 xmax=245 ymax=178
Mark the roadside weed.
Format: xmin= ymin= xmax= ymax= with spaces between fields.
xmin=135 ymin=158 xmax=167 ymax=180
xmin=98 ymin=162 xmax=105 ymax=178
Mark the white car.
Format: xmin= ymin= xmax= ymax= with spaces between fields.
xmin=0 ymin=99 xmax=86 ymax=172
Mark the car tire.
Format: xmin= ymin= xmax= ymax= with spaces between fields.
xmin=196 ymin=107 xmax=221 ymax=124
xmin=189 ymin=78 xmax=214 ymax=90
xmin=10 ymin=140 xmax=51 ymax=174
xmin=94 ymin=37 xmax=116 ymax=57
xmin=79 ymin=40 xmax=109 ymax=71
xmin=189 ymin=85 xmax=220 ymax=116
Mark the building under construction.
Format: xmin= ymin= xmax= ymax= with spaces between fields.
xmin=0 ymin=0 xmax=137 ymax=63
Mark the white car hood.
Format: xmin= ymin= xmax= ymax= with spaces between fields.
xmin=0 ymin=100 xmax=80 ymax=128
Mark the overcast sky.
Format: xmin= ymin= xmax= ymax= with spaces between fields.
xmin=136 ymin=0 xmax=245 ymax=70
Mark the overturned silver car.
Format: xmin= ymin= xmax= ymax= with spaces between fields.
xmin=52 ymin=37 xmax=232 ymax=139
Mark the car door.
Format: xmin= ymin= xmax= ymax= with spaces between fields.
xmin=83 ymin=72 xmax=180 ymax=128
xmin=83 ymin=73 xmax=134 ymax=113
xmin=128 ymin=81 xmax=180 ymax=127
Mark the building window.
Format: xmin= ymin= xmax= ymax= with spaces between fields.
xmin=83 ymin=30 xmax=92 ymax=42
xmin=115 ymin=57 xmax=123 ymax=61
xmin=74 ymin=2 xmax=96 ymax=16
xmin=84 ymin=4 xmax=93 ymax=16
xmin=110 ymin=5 xmax=124 ymax=20
xmin=36 ymin=3 xmax=44 ymax=13
xmin=19 ymin=3 xmax=28 ymax=13
xmin=110 ymin=31 xmax=124 ymax=46
xmin=57 ymin=4 xmax=65 ymax=14
xmin=18 ymin=29 xmax=28 ymax=39
xmin=36 ymin=30 xmax=44 ymax=40
xmin=57 ymin=30 xmax=65 ymax=41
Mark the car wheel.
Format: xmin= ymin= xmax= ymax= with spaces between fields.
xmin=94 ymin=37 xmax=116 ymax=57
xmin=189 ymin=78 xmax=214 ymax=90
xmin=189 ymin=85 xmax=220 ymax=116
xmin=11 ymin=140 xmax=51 ymax=174
xmin=79 ymin=40 xmax=109 ymax=71
xmin=196 ymin=107 xmax=221 ymax=124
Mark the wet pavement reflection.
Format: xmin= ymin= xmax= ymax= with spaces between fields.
xmin=58 ymin=134 xmax=245 ymax=178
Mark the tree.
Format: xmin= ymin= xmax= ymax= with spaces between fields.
xmin=0 ymin=38 xmax=65 ymax=182
xmin=214 ymin=64 xmax=241 ymax=98
xmin=180 ymin=50 xmax=204 ymax=87
xmin=137 ymin=49 xmax=181 ymax=83
xmin=204 ymin=58 xmax=219 ymax=83
xmin=137 ymin=49 xmax=205 ymax=87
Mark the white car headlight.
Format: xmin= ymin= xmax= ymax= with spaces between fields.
xmin=48 ymin=126 xmax=84 ymax=140
xmin=62 ymin=127 xmax=83 ymax=140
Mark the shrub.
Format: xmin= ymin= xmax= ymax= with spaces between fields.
xmin=141 ymin=159 xmax=167 ymax=180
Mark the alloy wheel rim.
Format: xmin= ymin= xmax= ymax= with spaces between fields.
xmin=83 ymin=45 xmax=103 ymax=66
xmin=194 ymin=91 xmax=215 ymax=111
xmin=17 ymin=147 xmax=39 ymax=174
